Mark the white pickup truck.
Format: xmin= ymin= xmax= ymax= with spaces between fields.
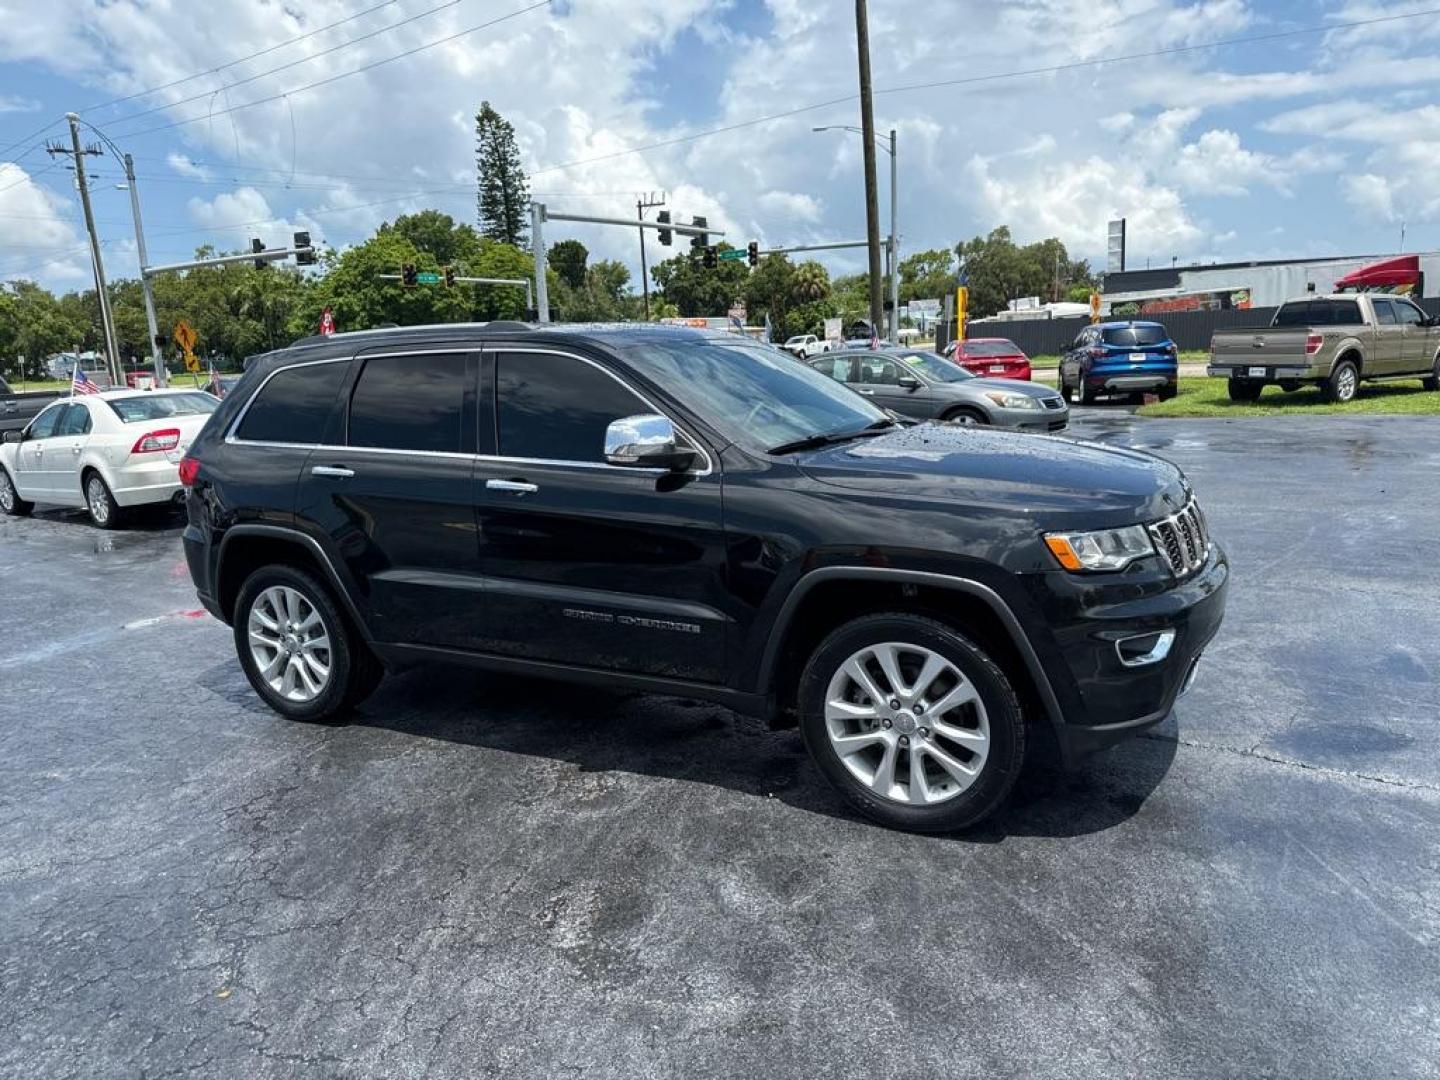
xmin=1208 ymin=294 xmax=1440 ymax=403
xmin=782 ymin=334 xmax=831 ymax=359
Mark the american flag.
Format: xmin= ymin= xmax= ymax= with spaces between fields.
xmin=71 ymin=364 xmax=100 ymax=396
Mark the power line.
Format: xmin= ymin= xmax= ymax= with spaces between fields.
xmin=105 ymin=0 xmax=554 ymax=142
xmin=98 ymin=0 xmax=465 ymax=128
xmin=82 ymin=0 xmax=400 ymax=113
xmin=0 ymin=115 xmax=67 ymax=162
xmin=528 ymin=6 xmax=1440 ymax=176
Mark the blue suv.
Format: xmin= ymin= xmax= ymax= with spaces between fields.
xmin=1060 ymin=321 xmax=1179 ymax=404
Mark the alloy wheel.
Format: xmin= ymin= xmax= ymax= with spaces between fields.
xmin=0 ymin=473 xmax=13 ymax=512
xmin=1337 ymin=366 xmax=1357 ymax=401
xmin=86 ymin=477 xmax=109 ymax=525
xmin=247 ymin=585 xmax=333 ymax=702
xmin=823 ymin=641 xmax=990 ymax=806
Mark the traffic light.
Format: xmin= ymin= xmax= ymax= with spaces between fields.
xmin=153 ymin=333 xmax=168 ymax=350
xmin=656 ymin=210 xmax=672 ymax=247
xmin=690 ymin=215 xmax=709 ymax=250
xmin=401 ymin=262 xmax=418 ymax=288
xmin=251 ymin=238 xmax=265 ymax=269
xmin=703 ymin=246 xmax=718 ymax=269
xmin=293 ymin=231 xmax=316 ymax=266
xmin=444 ymin=265 xmax=456 ymax=288
xmin=747 ymin=241 xmax=759 ymax=267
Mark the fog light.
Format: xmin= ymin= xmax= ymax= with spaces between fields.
xmin=1115 ymin=629 xmax=1176 ymax=667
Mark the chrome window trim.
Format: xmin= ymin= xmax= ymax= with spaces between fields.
xmin=225 ymin=355 xmax=354 ymax=447
xmin=492 ymin=345 xmax=714 ymax=477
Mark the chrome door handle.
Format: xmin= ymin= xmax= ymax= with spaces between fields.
xmin=486 ymin=478 xmax=538 ymax=495
xmin=857 ymin=388 xmax=875 ymax=395
xmin=311 ymin=465 xmax=355 ymax=478
xmin=72 ymin=446 xmax=81 ymax=455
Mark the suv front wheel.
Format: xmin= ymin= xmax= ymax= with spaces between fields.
xmin=234 ymin=564 xmax=382 ymax=723
xmin=798 ymin=613 xmax=1025 ymax=832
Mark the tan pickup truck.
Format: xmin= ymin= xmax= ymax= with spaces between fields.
xmin=1208 ymin=294 xmax=1440 ymax=403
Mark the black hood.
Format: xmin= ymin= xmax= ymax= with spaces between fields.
xmin=797 ymin=423 xmax=1189 ymax=526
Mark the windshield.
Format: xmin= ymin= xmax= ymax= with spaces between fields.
xmin=959 ymin=341 xmax=1021 ymax=357
xmin=623 ymin=339 xmax=888 ymax=453
xmin=106 ymin=393 xmax=218 ymax=423
xmin=894 ymin=351 xmax=973 ymax=382
xmin=1102 ymin=325 xmax=1168 ymax=346
xmin=784 ymin=336 xmax=807 ymax=345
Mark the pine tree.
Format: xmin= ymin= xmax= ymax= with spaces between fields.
xmin=474 ymin=101 xmax=529 ymax=247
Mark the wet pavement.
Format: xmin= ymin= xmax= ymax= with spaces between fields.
xmin=2 ymin=413 xmax=1437 ymax=1079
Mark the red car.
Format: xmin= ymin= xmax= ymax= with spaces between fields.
xmin=947 ymin=338 xmax=1032 ymax=381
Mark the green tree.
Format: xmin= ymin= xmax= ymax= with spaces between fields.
xmin=650 ymin=245 xmax=748 ymax=316
xmin=387 ymin=210 xmax=482 ymax=267
xmin=475 ymin=101 xmax=529 ymax=247
xmin=791 ymin=260 xmax=831 ymax=302
xmin=954 ymin=227 xmax=1081 ymax=317
xmin=0 ymin=281 xmax=88 ymax=379
xmin=741 ymin=254 xmax=795 ymax=340
xmin=549 ymin=239 xmax=589 ymax=291
xmin=899 ymin=248 xmax=955 ymax=303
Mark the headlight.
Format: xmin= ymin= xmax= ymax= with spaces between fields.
xmin=983 ymin=391 xmax=1041 ymax=410
xmin=1044 ymin=525 xmax=1154 ymax=571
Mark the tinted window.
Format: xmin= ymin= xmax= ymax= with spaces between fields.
xmin=56 ymin=404 xmax=92 ymax=436
xmin=236 ymin=362 xmax=348 ymax=444
xmin=812 ymin=357 xmax=853 ymax=382
xmin=856 ymin=357 xmax=900 ymax=385
xmin=108 ymin=393 xmax=217 ymax=423
xmin=1373 ymin=298 xmax=1399 ymax=325
xmin=349 ymin=353 xmax=466 ymax=453
xmin=1102 ymin=325 xmax=1168 ymax=346
xmin=1272 ymin=300 xmax=1363 ymax=327
xmin=28 ymin=403 xmax=64 ymax=439
xmin=497 ymin=352 xmax=649 ymax=463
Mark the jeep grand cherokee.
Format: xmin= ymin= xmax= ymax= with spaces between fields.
xmin=180 ymin=323 xmax=1227 ymax=832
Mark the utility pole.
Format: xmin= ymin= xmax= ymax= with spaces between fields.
xmin=636 ymin=192 xmax=665 ymax=321
xmin=49 ymin=113 xmax=121 ymax=387
xmin=887 ymin=127 xmax=899 ymax=343
xmin=854 ymin=0 xmax=884 ymax=338
xmin=122 ymin=154 xmax=165 ymax=387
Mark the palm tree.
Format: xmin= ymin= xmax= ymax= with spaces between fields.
xmin=791 ymin=260 xmax=831 ymax=303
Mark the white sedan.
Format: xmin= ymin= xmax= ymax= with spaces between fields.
xmin=0 ymin=389 xmax=217 ymax=528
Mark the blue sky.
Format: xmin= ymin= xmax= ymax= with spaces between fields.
xmin=2 ymin=0 xmax=1438 ymax=295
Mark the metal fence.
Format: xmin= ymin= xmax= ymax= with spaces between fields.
xmin=956 ymin=296 xmax=1440 ymax=356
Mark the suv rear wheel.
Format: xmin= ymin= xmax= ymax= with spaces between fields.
xmin=234 ymin=564 xmax=382 ymax=723
xmin=798 ymin=613 xmax=1025 ymax=832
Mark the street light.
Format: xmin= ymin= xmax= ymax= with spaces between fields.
xmin=814 ymin=124 xmax=899 ymax=343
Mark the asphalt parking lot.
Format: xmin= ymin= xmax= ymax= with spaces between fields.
xmin=2 ymin=411 xmax=1437 ymax=1079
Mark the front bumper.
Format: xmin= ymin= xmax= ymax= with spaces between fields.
xmin=1030 ymin=544 xmax=1229 ymax=765
xmin=990 ymin=403 xmax=1069 ymax=432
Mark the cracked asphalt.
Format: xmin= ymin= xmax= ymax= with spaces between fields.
xmin=2 ymin=412 xmax=1437 ymax=1079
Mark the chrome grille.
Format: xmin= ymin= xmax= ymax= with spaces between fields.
xmin=1147 ymin=500 xmax=1209 ymax=577
xmin=1041 ymin=397 xmax=1065 ymax=410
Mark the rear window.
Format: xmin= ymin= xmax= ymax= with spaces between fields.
xmin=235 ymin=362 xmax=349 ymax=444
xmin=1272 ymin=300 xmax=1363 ymax=327
xmin=960 ymin=341 xmax=1023 ymax=357
xmin=1101 ymin=325 xmax=1168 ymax=346
xmin=107 ymin=393 xmax=218 ymax=423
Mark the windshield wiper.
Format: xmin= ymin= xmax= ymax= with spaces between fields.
xmin=767 ymin=418 xmax=895 ymax=456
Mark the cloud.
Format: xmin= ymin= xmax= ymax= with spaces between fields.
xmin=184 ymin=186 xmax=323 ymax=250
xmin=0 ymin=163 xmax=90 ymax=284
xmin=166 ymin=153 xmax=213 ymax=180
xmin=0 ymin=94 xmax=40 ymax=113
xmin=1341 ymin=173 xmax=1397 ymax=222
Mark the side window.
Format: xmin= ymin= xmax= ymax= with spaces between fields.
xmin=1373 ymin=298 xmax=1398 ymax=325
xmin=856 ymin=357 xmax=899 ymax=385
xmin=496 ymin=352 xmax=649 ymax=464
xmin=349 ymin=353 xmax=466 ymax=453
xmin=56 ymin=404 xmax=92 ymax=436
xmin=235 ymin=361 xmax=350 ymax=444
xmin=27 ymin=404 xmax=64 ymax=440
xmin=1395 ymin=300 xmax=1427 ymax=326
xmin=813 ymin=357 xmax=852 ymax=383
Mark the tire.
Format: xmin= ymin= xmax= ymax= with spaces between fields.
xmin=943 ymin=406 xmax=988 ymax=426
xmin=1079 ymin=380 xmax=1097 ymax=406
xmin=1226 ymin=378 xmax=1263 ymax=403
xmin=0 ymin=467 xmax=33 ymax=516
xmin=1278 ymin=379 xmax=1302 ymax=393
xmin=798 ymin=613 xmax=1026 ymax=833
xmin=1423 ymin=355 xmax=1440 ymax=393
xmin=1159 ymin=382 xmax=1178 ymax=402
xmin=1060 ymin=378 xmax=1074 ymax=404
xmin=233 ymin=564 xmax=383 ymax=723
xmin=83 ymin=470 xmax=124 ymax=529
xmin=1321 ymin=358 xmax=1359 ymax=404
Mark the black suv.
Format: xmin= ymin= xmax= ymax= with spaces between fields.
xmin=181 ymin=323 xmax=1227 ymax=832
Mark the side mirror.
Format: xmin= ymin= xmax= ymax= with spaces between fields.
xmin=897 ymin=374 xmax=922 ymax=390
xmin=604 ymin=413 xmax=698 ymax=472
xmin=1 ymin=429 xmax=20 ymax=444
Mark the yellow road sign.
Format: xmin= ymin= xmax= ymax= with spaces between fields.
xmin=173 ymin=320 xmax=198 ymax=353
xmin=183 ymin=350 xmax=200 ymax=373
xmin=1089 ymin=291 xmax=1102 ymax=323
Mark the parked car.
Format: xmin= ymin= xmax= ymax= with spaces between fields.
xmin=809 ymin=348 xmax=1068 ymax=431
xmin=179 ymin=322 xmax=1225 ymax=832
xmin=1207 ymin=293 xmax=1440 ymax=403
xmin=0 ymin=389 xmax=218 ymax=528
xmin=1059 ymin=321 xmax=1179 ymax=404
xmin=0 ymin=376 xmax=62 ymax=436
xmin=782 ymin=334 xmax=830 ymax=358
xmin=945 ymin=337 xmax=1033 ymax=381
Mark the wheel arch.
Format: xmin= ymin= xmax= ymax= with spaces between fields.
xmin=217 ymin=524 xmax=373 ymax=640
xmin=1330 ymin=342 xmax=1365 ymax=377
xmin=757 ymin=567 xmax=1065 ymax=737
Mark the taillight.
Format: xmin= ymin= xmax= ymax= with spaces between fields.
xmin=131 ymin=428 xmax=181 ymax=454
xmin=178 ymin=456 xmax=200 ymax=487
xmin=1305 ymin=333 xmax=1323 ymax=355
xmin=1087 ymin=346 xmax=1106 ymax=358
